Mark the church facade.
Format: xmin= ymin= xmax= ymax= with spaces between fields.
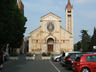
xmin=29 ymin=0 xmax=74 ymax=54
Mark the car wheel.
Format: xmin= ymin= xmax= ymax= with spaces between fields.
xmin=81 ymin=68 xmax=90 ymax=72
xmin=56 ymin=58 xmax=59 ymax=62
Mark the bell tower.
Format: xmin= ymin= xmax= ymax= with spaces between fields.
xmin=17 ymin=0 xmax=24 ymax=14
xmin=65 ymin=0 xmax=73 ymax=34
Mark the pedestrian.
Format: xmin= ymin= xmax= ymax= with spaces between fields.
xmin=62 ymin=51 xmax=65 ymax=57
xmin=0 ymin=48 xmax=4 ymax=71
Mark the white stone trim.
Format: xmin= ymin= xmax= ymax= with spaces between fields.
xmin=46 ymin=36 xmax=55 ymax=43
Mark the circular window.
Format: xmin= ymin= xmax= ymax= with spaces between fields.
xmin=47 ymin=22 xmax=54 ymax=32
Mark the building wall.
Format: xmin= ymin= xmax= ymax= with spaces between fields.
xmin=29 ymin=13 xmax=73 ymax=54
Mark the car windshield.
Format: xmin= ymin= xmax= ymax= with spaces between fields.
xmin=67 ymin=53 xmax=82 ymax=58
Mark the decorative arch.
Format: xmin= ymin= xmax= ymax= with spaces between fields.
xmin=46 ymin=36 xmax=56 ymax=52
xmin=47 ymin=38 xmax=54 ymax=44
xmin=46 ymin=35 xmax=56 ymax=43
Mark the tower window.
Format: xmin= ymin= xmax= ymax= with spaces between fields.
xmin=36 ymin=40 xmax=38 ymax=43
xmin=68 ymin=15 xmax=71 ymax=17
xmin=68 ymin=10 xmax=71 ymax=13
xmin=63 ymin=40 xmax=65 ymax=43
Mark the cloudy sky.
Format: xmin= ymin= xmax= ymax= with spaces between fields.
xmin=22 ymin=0 xmax=96 ymax=43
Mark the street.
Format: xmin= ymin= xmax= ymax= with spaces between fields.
xmin=2 ymin=55 xmax=73 ymax=72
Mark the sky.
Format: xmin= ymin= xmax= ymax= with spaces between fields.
xmin=23 ymin=0 xmax=96 ymax=43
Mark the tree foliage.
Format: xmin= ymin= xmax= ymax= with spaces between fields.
xmin=0 ymin=0 xmax=27 ymax=50
xmin=74 ymin=28 xmax=96 ymax=52
xmin=74 ymin=41 xmax=81 ymax=51
xmin=80 ymin=30 xmax=91 ymax=51
xmin=90 ymin=27 xmax=96 ymax=51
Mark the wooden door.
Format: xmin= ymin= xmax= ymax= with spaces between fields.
xmin=48 ymin=44 xmax=53 ymax=52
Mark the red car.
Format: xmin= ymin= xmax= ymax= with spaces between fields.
xmin=73 ymin=54 xmax=96 ymax=72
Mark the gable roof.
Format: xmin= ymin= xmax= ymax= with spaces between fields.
xmin=60 ymin=26 xmax=72 ymax=35
xmin=29 ymin=27 xmax=41 ymax=35
xmin=41 ymin=12 xmax=61 ymax=18
xmin=41 ymin=12 xmax=61 ymax=21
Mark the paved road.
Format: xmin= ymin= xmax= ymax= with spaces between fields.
xmin=2 ymin=55 xmax=57 ymax=72
xmin=2 ymin=55 xmax=73 ymax=72
xmin=53 ymin=62 xmax=73 ymax=72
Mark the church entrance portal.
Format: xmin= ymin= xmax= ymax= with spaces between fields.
xmin=48 ymin=44 xmax=53 ymax=52
xmin=47 ymin=38 xmax=54 ymax=52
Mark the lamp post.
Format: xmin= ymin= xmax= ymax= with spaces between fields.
xmin=6 ymin=44 xmax=9 ymax=53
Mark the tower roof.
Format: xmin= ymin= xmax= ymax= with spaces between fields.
xmin=66 ymin=0 xmax=73 ymax=9
xmin=17 ymin=0 xmax=24 ymax=13
xmin=17 ymin=0 xmax=24 ymax=7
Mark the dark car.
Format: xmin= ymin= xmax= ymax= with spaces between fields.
xmin=60 ymin=52 xmax=81 ymax=66
xmin=64 ymin=52 xmax=82 ymax=69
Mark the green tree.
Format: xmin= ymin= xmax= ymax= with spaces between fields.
xmin=74 ymin=41 xmax=81 ymax=51
xmin=80 ymin=30 xmax=91 ymax=52
xmin=90 ymin=27 xmax=96 ymax=51
xmin=0 ymin=0 xmax=15 ymax=49
xmin=9 ymin=5 xmax=26 ymax=48
xmin=74 ymin=43 xmax=77 ymax=51
xmin=0 ymin=0 xmax=26 ymax=51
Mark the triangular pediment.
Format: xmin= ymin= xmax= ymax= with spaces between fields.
xmin=41 ymin=12 xmax=61 ymax=21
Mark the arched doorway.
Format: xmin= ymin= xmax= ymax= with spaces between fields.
xmin=47 ymin=38 xmax=54 ymax=52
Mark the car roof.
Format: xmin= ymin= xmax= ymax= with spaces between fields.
xmin=65 ymin=51 xmax=82 ymax=57
xmin=65 ymin=51 xmax=81 ymax=53
xmin=83 ymin=54 xmax=96 ymax=56
xmin=65 ymin=51 xmax=82 ymax=53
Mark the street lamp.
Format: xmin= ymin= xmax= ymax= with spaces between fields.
xmin=6 ymin=44 xmax=9 ymax=53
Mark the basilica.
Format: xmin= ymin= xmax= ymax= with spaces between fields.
xmin=29 ymin=0 xmax=74 ymax=54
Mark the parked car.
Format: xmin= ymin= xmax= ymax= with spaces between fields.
xmin=60 ymin=52 xmax=73 ymax=66
xmin=73 ymin=54 xmax=96 ymax=72
xmin=62 ymin=51 xmax=82 ymax=69
xmin=52 ymin=52 xmax=65 ymax=62
xmin=60 ymin=51 xmax=81 ymax=66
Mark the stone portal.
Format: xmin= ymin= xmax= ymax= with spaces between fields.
xmin=47 ymin=38 xmax=54 ymax=52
